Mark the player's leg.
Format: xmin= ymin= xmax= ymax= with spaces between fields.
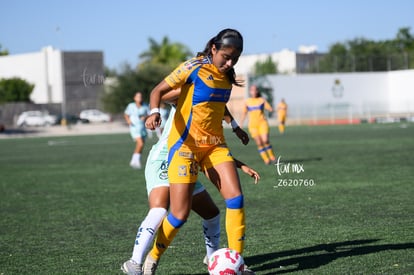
xmin=122 ymin=153 xmax=170 ymax=274
xmin=192 ymin=186 xmax=221 ymax=259
xmin=132 ymin=136 xmax=145 ymax=168
xmin=259 ymin=122 xmax=276 ymax=164
xmin=253 ymin=135 xmax=270 ymax=164
xmin=129 ymin=136 xmax=145 ymax=169
xmin=149 ymin=182 xmax=194 ymax=257
xmin=278 ymin=113 xmax=286 ymax=134
xmin=130 ymin=187 xmax=169 ymax=262
xmin=143 ymin=182 xmax=195 ymax=275
xmin=205 ymin=162 xmax=257 ymax=274
xmin=123 ymin=188 xmax=168 ymax=274
xmin=202 ymin=147 xmax=245 ymax=255
xmin=249 ymin=126 xmax=269 ymax=164
xmin=144 ymin=152 xmax=197 ymax=274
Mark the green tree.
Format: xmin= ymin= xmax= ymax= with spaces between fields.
xmin=0 ymin=44 xmax=8 ymax=56
xmin=102 ymin=64 xmax=139 ymax=113
xmin=393 ymin=27 xmax=414 ymax=68
xmin=395 ymin=27 xmax=414 ymax=51
xmin=139 ymin=36 xmax=193 ymax=69
xmin=0 ymin=77 xmax=34 ymax=103
xmin=250 ymin=57 xmax=278 ymax=110
xmin=253 ymin=56 xmax=278 ymax=76
xmin=314 ymin=27 xmax=414 ymax=73
xmin=102 ymin=36 xmax=192 ymax=113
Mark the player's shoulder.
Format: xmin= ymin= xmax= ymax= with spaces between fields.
xmin=127 ymin=102 xmax=136 ymax=108
xmin=125 ymin=102 xmax=135 ymax=112
xmin=245 ymin=97 xmax=254 ymax=104
xmin=180 ymin=56 xmax=207 ymax=71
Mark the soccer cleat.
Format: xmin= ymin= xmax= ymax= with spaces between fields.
xmin=203 ymin=255 xmax=208 ymax=265
xmin=143 ymin=254 xmax=158 ymax=275
xmin=267 ymin=158 xmax=277 ymax=165
xmin=130 ymin=161 xmax=142 ymax=169
xmin=121 ymin=259 xmax=143 ymax=275
xmin=242 ymin=264 xmax=256 ymax=275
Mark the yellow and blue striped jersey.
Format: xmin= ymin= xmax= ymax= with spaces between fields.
xmin=165 ymin=56 xmax=232 ymax=152
xmin=244 ymin=97 xmax=272 ymax=126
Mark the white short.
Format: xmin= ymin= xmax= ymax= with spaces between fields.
xmin=129 ymin=125 xmax=147 ymax=140
xmin=144 ymin=148 xmax=205 ymax=196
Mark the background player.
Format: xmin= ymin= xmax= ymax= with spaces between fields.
xmin=277 ymin=98 xmax=288 ymax=134
xmin=240 ymin=85 xmax=277 ymax=165
xmin=124 ymin=92 xmax=150 ymax=169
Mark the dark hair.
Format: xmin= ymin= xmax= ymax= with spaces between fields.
xmin=250 ymin=85 xmax=262 ymax=98
xmin=197 ymin=28 xmax=244 ymax=87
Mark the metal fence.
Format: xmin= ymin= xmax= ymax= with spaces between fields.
xmin=267 ymin=102 xmax=414 ymax=126
xmin=296 ymin=53 xmax=414 ymax=73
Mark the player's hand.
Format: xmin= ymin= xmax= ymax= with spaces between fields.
xmin=233 ymin=127 xmax=249 ymax=145
xmin=145 ymin=113 xmax=161 ymax=130
xmin=241 ymin=165 xmax=260 ymax=184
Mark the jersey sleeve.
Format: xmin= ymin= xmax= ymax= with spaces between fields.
xmin=164 ymin=58 xmax=200 ymax=89
xmin=124 ymin=103 xmax=131 ymax=115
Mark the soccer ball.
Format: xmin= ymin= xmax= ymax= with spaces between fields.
xmin=207 ymin=248 xmax=244 ymax=275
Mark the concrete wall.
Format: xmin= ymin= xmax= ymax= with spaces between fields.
xmin=388 ymin=70 xmax=414 ymax=114
xmin=263 ymin=70 xmax=414 ymax=123
xmin=62 ymin=51 xmax=104 ymax=114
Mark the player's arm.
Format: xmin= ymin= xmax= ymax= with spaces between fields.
xmin=264 ymin=100 xmax=273 ymax=112
xmin=239 ymin=103 xmax=248 ymax=128
xmin=160 ymin=88 xmax=180 ymax=105
xmin=145 ymin=80 xmax=173 ymax=130
xmin=234 ymin=157 xmax=260 ymax=184
xmin=124 ymin=113 xmax=132 ymax=125
xmin=123 ymin=106 xmax=133 ymax=126
xmin=224 ymin=105 xmax=249 ymax=145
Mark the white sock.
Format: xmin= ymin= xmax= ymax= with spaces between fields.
xmin=131 ymin=207 xmax=167 ymax=264
xmin=131 ymin=153 xmax=141 ymax=163
xmin=202 ymin=214 xmax=221 ymax=258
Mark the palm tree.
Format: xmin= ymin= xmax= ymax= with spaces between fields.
xmin=139 ymin=36 xmax=193 ymax=69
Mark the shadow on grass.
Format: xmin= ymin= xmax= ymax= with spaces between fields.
xmin=244 ymin=239 xmax=414 ymax=274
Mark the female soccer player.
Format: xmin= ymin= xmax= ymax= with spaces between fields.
xmin=122 ymin=91 xmax=259 ymax=275
xmin=240 ymin=85 xmax=277 ymax=165
xmin=277 ymin=98 xmax=288 ymax=134
xmin=144 ymin=28 xmax=256 ymax=274
xmin=124 ymin=92 xmax=150 ymax=169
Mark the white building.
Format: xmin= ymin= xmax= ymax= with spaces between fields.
xmin=0 ymin=47 xmax=104 ymax=124
xmin=235 ymin=49 xmax=297 ymax=75
xmin=0 ymin=46 xmax=65 ymax=104
xmin=262 ymin=70 xmax=414 ymax=124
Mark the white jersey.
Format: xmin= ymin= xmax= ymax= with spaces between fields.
xmin=148 ymin=106 xmax=175 ymax=161
xmin=124 ymin=102 xmax=149 ymax=128
xmin=125 ymin=102 xmax=150 ymax=139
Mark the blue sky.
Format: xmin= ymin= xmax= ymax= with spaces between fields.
xmin=2 ymin=0 xmax=413 ymax=70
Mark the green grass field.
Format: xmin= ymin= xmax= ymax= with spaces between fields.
xmin=1 ymin=123 xmax=413 ymax=274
